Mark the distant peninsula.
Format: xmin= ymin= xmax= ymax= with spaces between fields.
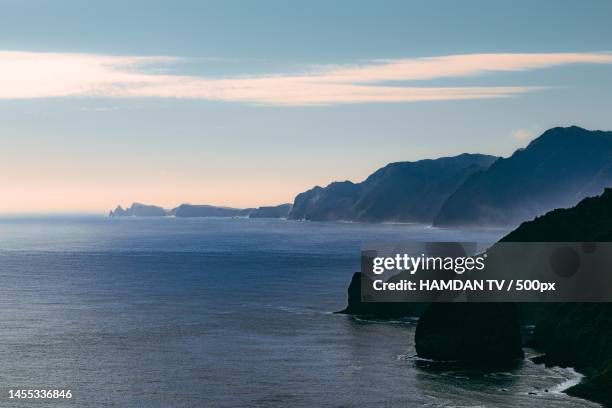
xmin=109 ymin=202 xmax=292 ymax=219
xmin=112 ymin=126 xmax=612 ymax=229
xmin=109 ymin=203 xmax=167 ymax=217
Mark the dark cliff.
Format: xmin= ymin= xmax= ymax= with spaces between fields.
xmin=289 ymin=153 xmax=497 ymax=223
xmin=500 ymin=188 xmax=612 ymax=406
xmin=435 ymin=126 xmax=612 ymax=227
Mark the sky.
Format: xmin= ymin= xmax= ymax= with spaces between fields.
xmin=1 ymin=0 xmax=611 ymax=213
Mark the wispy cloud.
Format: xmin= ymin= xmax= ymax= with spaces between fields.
xmin=1 ymin=51 xmax=611 ymax=106
xmin=511 ymin=127 xmax=540 ymax=142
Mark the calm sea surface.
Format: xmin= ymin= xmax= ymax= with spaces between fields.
xmin=0 ymin=217 xmax=599 ymax=407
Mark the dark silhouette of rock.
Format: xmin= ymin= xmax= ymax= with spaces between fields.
xmin=498 ymin=188 xmax=612 ymax=405
xmin=370 ymin=188 xmax=612 ymax=401
xmin=337 ymin=252 xmax=433 ymax=317
xmin=249 ymin=203 xmax=292 ymax=219
xmin=501 ymin=188 xmax=612 ymax=242
xmin=289 ymin=153 xmax=497 ymax=222
xmin=336 ymin=272 xmax=428 ymax=318
xmin=109 ymin=203 xmax=167 ymax=217
xmin=567 ymin=361 xmax=612 ymax=405
xmin=338 ymin=245 xmax=466 ymax=317
xmin=434 ymin=126 xmax=612 ymax=227
xmin=527 ymin=302 xmax=612 ymax=406
xmin=415 ymin=303 xmax=523 ymax=366
xmin=336 ymin=166 xmax=612 ymax=404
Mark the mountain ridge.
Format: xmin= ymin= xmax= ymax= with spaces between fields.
xmin=434 ymin=126 xmax=612 ymax=226
xmin=289 ymin=153 xmax=498 ymax=223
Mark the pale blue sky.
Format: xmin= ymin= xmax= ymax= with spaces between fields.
xmin=0 ymin=0 xmax=611 ymax=212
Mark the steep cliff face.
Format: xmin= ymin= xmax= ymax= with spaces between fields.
xmin=289 ymin=153 xmax=498 ymax=222
xmin=434 ymin=127 xmax=612 ymax=227
xmin=500 ymin=188 xmax=612 ymax=406
xmin=336 ymin=272 xmax=428 ymax=318
xmin=289 ymin=182 xmax=364 ymax=221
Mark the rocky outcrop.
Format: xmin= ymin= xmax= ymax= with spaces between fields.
xmin=109 ymin=203 xmax=167 ymax=217
xmin=249 ymin=203 xmax=292 ymax=219
xmin=410 ymin=188 xmax=612 ymax=399
xmin=336 ymin=272 xmax=428 ymax=318
xmin=434 ymin=126 xmax=612 ymax=227
xmin=415 ymin=303 xmax=523 ymax=366
xmin=289 ymin=153 xmax=498 ymax=223
xmin=334 ymin=139 xmax=612 ymax=403
xmin=109 ymin=203 xmax=254 ymax=218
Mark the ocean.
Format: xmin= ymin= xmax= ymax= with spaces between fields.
xmin=0 ymin=216 xmax=599 ymax=407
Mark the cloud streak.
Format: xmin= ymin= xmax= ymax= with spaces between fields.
xmin=0 ymin=51 xmax=611 ymax=105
